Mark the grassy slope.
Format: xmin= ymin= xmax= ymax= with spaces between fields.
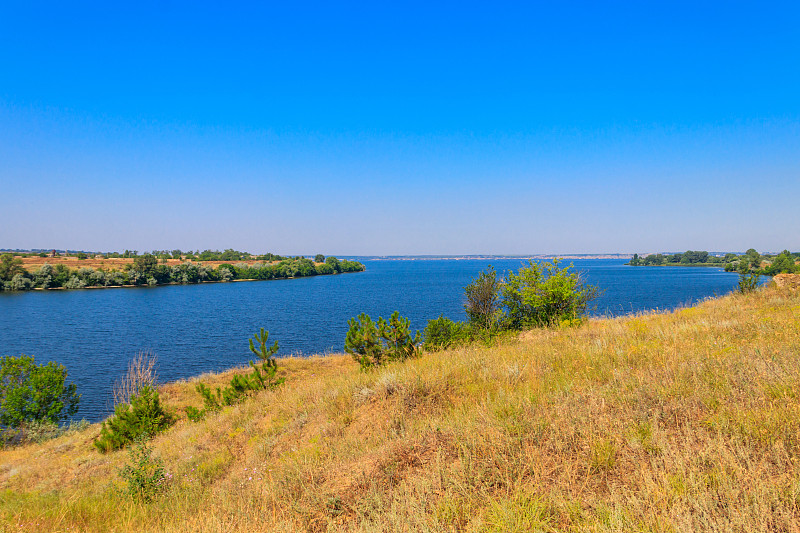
xmin=2 ymin=283 xmax=800 ymax=532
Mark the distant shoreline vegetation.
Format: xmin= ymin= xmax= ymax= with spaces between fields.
xmin=0 ymin=250 xmax=365 ymax=292
xmin=627 ymin=248 xmax=798 ymax=276
xmin=358 ymin=254 xmax=633 ymax=261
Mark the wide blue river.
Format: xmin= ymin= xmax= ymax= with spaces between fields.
xmin=1 ymin=259 xmax=741 ymax=422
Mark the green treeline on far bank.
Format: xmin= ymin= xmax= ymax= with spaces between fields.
xmin=628 ymin=248 xmax=798 ymax=276
xmin=0 ymin=251 xmax=364 ymax=292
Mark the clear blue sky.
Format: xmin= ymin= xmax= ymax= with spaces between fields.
xmin=1 ymin=2 xmax=798 ymax=255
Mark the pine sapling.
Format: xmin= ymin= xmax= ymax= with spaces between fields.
xmin=247 ymin=328 xmax=284 ymax=390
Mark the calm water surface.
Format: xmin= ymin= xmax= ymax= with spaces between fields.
xmin=0 ymin=259 xmax=741 ymax=421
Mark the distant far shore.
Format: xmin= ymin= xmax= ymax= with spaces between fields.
xmin=0 ymin=253 xmax=365 ymax=292
xmin=360 ymin=254 xmax=634 ymax=261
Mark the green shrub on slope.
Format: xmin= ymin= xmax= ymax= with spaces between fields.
xmin=94 ymin=386 xmax=175 ymax=453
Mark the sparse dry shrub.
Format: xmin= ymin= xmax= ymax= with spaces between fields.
xmin=374 ymin=371 xmax=400 ymax=397
xmin=114 ymin=351 xmax=157 ymax=406
xmin=94 ymin=385 xmax=176 ymax=453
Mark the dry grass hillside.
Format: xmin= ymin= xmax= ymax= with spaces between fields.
xmin=2 ymin=281 xmax=800 ymax=532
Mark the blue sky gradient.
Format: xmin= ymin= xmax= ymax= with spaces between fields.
xmin=2 ymin=2 xmax=798 ymax=254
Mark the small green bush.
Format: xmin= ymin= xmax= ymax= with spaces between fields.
xmin=16 ymin=420 xmax=61 ymax=443
xmin=94 ymin=386 xmax=175 ymax=453
xmin=21 ymin=419 xmax=90 ymax=443
xmin=422 ymin=315 xmax=470 ymax=351
xmin=738 ymin=270 xmax=760 ymax=294
xmin=192 ymin=380 xmax=251 ymax=414
xmin=247 ymin=328 xmax=284 ymax=390
xmin=118 ymin=436 xmax=171 ymax=502
xmin=188 ymin=328 xmax=284 ymax=421
xmin=2 ymin=418 xmax=90 ymax=446
xmin=345 ymin=311 xmax=421 ymax=370
xmin=184 ymin=405 xmax=204 ymax=422
xmin=344 ymin=313 xmax=383 ymax=368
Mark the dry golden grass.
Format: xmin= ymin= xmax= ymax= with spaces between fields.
xmin=2 ymin=281 xmax=800 ymax=532
xmin=18 ymin=255 xmax=138 ymax=271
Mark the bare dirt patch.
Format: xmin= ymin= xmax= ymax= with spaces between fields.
xmin=773 ymin=273 xmax=800 ymax=289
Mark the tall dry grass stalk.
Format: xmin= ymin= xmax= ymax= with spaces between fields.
xmin=113 ymin=351 xmax=158 ymax=406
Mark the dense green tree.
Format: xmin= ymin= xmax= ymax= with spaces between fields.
xmin=316 ymin=263 xmax=334 ymax=275
xmin=314 ymin=254 xmax=325 ymax=263
xmin=276 ymin=260 xmax=298 ymax=278
xmin=642 ymin=254 xmax=666 ymax=266
xmin=89 ymin=269 xmax=108 ymax=286
xmin=325 ymin=256 xmax=341 ymax=273
xmin=217 ymin=263 xmax=236 ymax=280
xmin=152 ymin=264 xmax=172 ymax=284
xmin=52 ymin=264 xmax=71 ymax=286
xmin=220 ymin=249 xmax=241 ymax=261
xmin=32 ymin=264 xmax=54 ymax=288
xmin=681 ymin=251 xmax=709 ymax=264
xmin=76 ymin=267 xmax=93 ymax=282
xmin=766 ymin=250 xmax=796 ymax=275
xmin=7 ymin=274 xmax=32 ymax=291
xmin=339 ymin=259 xmax=364 ymax=272
xmin=379 ymin=311 xmax=421 ymax=362
xmin=133 ymin=254 xmax=158 ymax=278
xmin=0 ymin=254 xmax=24 ymax=282
xmin=464 ymin=266 xmax=503 ymax=331
xmin=502 ymin=259 xmax=599 ymax=329
xmin=745 ymin=248 xmax=761 ymax=268
xmin=0 ymin=355 xmax=80 ymax=431
xmin=345 ymin=314 xmax=382 ymax=368
xmin=63 ymin=276 xmax=87 ymax=289
xmin=295 ymin=258 xmax=316 ymax=277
